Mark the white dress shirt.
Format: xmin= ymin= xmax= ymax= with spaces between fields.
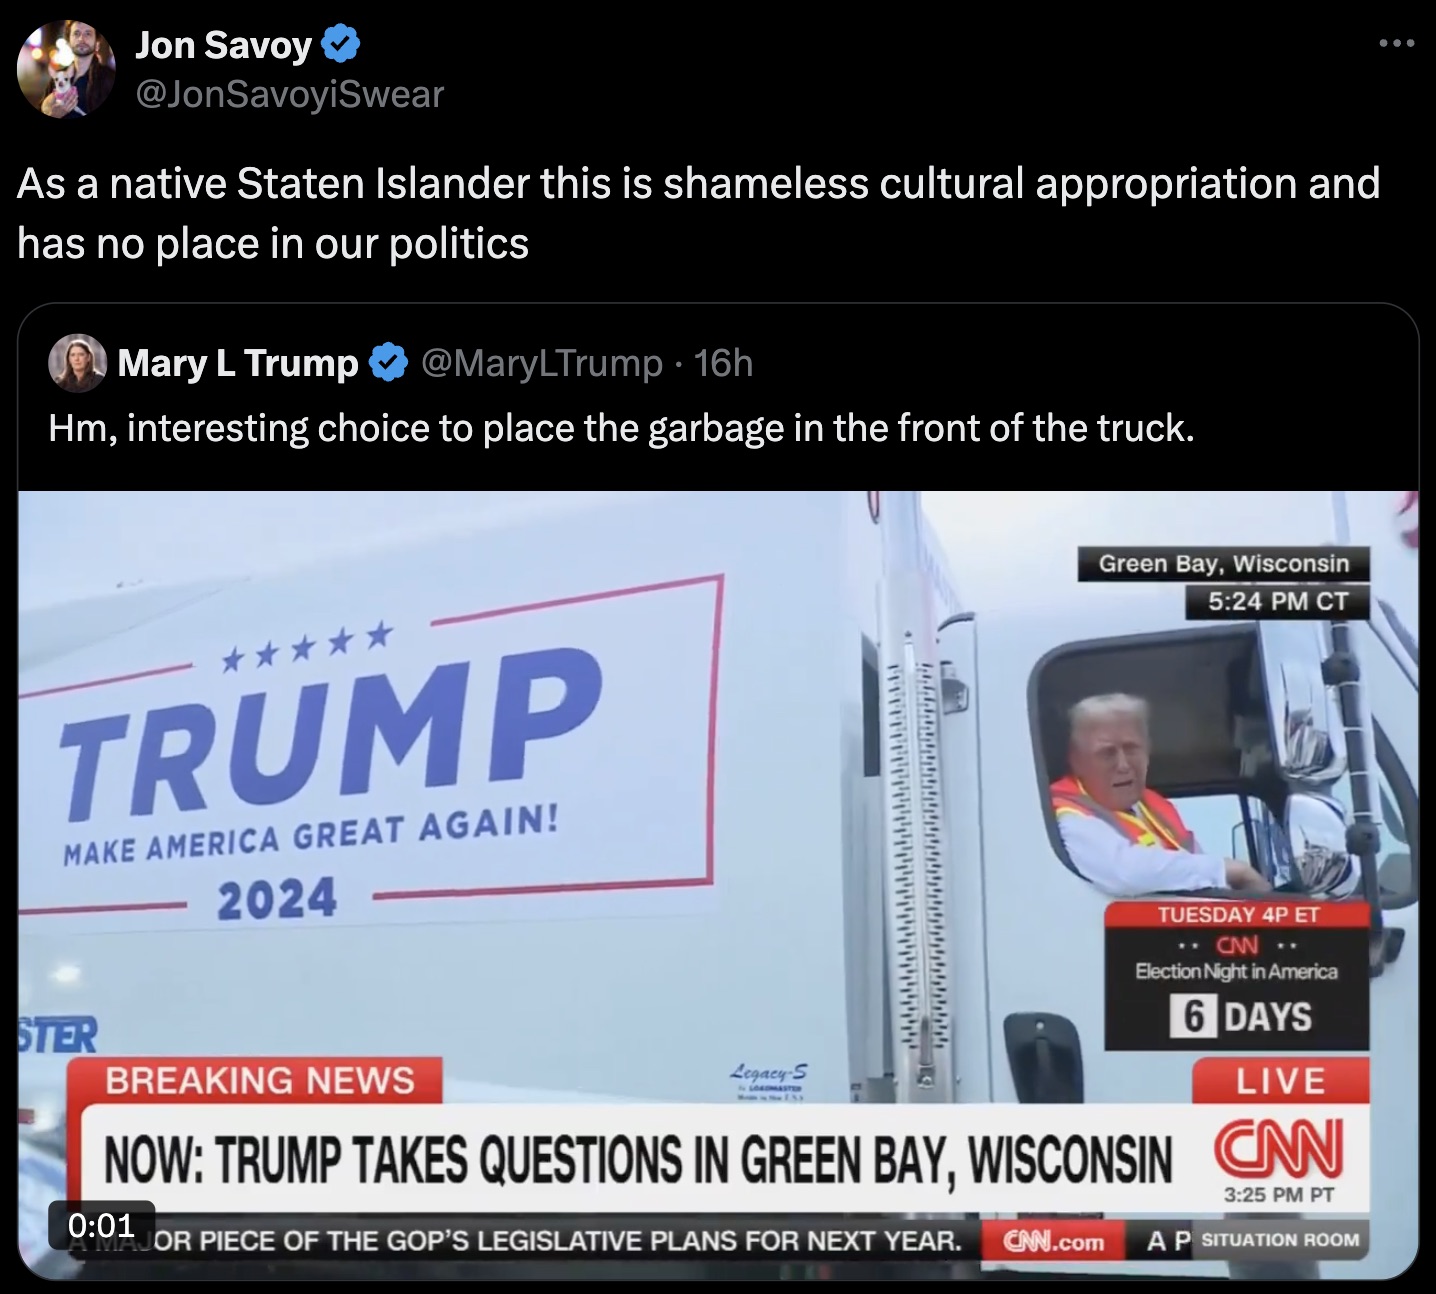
xmin=1057 ymin=811 xmax=1227 ymax=897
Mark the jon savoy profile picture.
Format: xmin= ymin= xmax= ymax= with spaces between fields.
xmin=18 ymin=22 xmax=115 ymax=117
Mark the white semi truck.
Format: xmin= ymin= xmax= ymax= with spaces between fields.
xmin=19 ymin=490 xmax=1417 ymax=1280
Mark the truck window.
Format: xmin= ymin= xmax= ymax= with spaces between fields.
xmin=1169 ymin=793 xmax=1257 ymax=864
xmin=1030 ymin=626 xmax=1268 ymax=894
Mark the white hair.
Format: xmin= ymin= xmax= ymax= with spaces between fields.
xmin=1069 ymin=693 xmax=1149 ymax=738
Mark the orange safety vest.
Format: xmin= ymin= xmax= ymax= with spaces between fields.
xmin=1050 ymin=775 xmax=1195 ymax=852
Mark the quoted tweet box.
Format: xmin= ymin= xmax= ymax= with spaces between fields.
xmin=1104 ymin=902 xmax=1370 ymax=1051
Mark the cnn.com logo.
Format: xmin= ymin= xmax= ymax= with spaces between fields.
xmin=1002 ymin=1229 xmax=1105 ymax=1256
xmin=1213 ymin=1117 xmax=1344 ymax=1179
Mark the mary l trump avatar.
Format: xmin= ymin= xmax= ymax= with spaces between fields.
xmin=52 ymin=335 xmax=106 ymax=392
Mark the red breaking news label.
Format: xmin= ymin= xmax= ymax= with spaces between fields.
xmin=1191 ymin=1057 xmax=1369 ymax=1104
xmin=65 ymin=1057 xmax=442 ymax=1200
xmin=1104 ymin=901 xmax=1369 ymax=929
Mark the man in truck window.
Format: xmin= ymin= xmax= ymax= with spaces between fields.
xmin=1051 ymin=694 xmax=1271 ymax=897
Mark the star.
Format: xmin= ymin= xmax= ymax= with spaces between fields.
xmin=256 ymin=642 xmax=278 ymax=667
xmin=368 ymin=621 xmax=393 ymax=648
xmin=329 ymin=627 xmax=353 ymax=655
xmin=292 ymin=636 xmax=314 ymax=661
xmin=223 ymin=647 xmax=243 ymax=673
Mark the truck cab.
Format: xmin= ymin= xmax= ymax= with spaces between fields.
xmin=933 ymin=559 xmax=1417 ymax=1279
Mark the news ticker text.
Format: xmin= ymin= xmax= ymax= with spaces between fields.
xmin=1077 ymin=547 xmax=1370 ymax=584
xmin=51 ymin=1208 xmax=1370 ymax=1263
xmin=1104 ymin=903 xmax=1370 ymax=1052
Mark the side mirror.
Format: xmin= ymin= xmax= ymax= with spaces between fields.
xmin=1256 ymin=622 xmax=1347 ymax=786
xmin=1283 ymin=792 xmax=1360 ymax=899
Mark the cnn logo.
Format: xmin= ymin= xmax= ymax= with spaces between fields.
xmin=1002 ymin=1229 xmax=1052 ymax=1254
xmin=1213 ymin=1118 xmax=1344 ymax=1179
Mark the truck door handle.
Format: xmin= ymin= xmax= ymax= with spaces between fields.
xmin=1004 ymin=1013 xmax=1084 ymax=1104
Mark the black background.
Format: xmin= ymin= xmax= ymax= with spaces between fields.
xmin=13 ymin=11 xmax=1422 ymax=1283
xmin=13 ymin=12 xmax=1425 ymax=487
xmin=1105 ymin=928 xmax=1370 ymax=1051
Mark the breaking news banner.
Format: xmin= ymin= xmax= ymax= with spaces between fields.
xmin=1103 ymin=901 xmax=1371 ymax=1051
xmin=47 ymin=1208 xmax=1372 ymax=1264
xmin=1182 ymin=584 xmax=1371 ymax=623
xmin=62 ymin=1058 xmax=1371 ymax=1219
xmin=1075 ymin=546 xmax=1371 ymax=584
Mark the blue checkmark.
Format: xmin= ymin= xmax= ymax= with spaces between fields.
xmin=322 ymin=24 xmax=360 ymax=63
xmin=369 ymin=343 xmax=408 ymax=381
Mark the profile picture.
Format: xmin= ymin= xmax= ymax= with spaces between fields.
xmin=17 ymin=22 xmax=115 ymax=118
xmin=50 ymin=334 xmax=106 ymax=393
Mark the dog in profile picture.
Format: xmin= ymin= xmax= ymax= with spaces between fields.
xmin=46 ymin=55 xmax=77 ymax=109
